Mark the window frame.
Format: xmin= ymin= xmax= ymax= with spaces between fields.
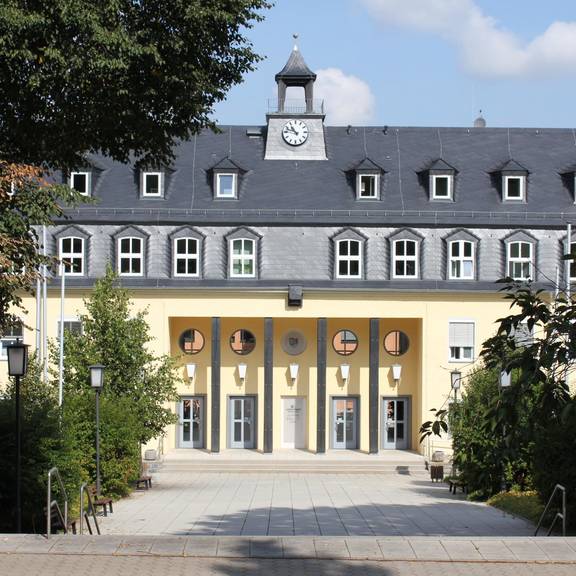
xmin=0 ymin=323 xmax=23 ymax=360
xmin=70 ymin=171 xmax=91 ymax=197
xmin=216 ymin=172 xmax=238 ymax=199
xmin=142 ymin=171 xmax=163 ymax=198
xmin=392 ymin=239 xmax=419 ymax=279
xmin=507 ymin=241 xmax=533 ymax=281
xmin=448 ymin=320 xmax=475 ymax=363
xmin=503 ymin=175 xmax=526 ymax=201
xmin=448 ymin=240 xmax=475 ymax=280
xmin=229 ymin=237 xmax=256 ymax=278
xmin=173 ymin=237 xmax=200 ymax=278
xmin=356 ymin=173 xmax=379 ymax=200
xmin=58 ymin=236 xmax=85 ymax=276
xmin=117 ymin=236 xmax=144 ymax=277
xmin=431 ymin=174 xmax=453 ymax=200
xmin=569 ymin=241 xmax=576 ymax=281
xmin=335 ymin=239 xmax=362 ymax=279
xmin=57 ymin=318 xmax=83 ymax=341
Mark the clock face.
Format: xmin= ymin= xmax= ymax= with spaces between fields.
xmin=282 ymin=119 xmax=309 ymax=146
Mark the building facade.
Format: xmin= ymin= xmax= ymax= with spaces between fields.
xmin=3 ymin=47 xmax=576 ymax=455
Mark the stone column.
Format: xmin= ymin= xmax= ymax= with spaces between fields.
xmin=211 ymin=317 xmax=221 ymax=453
xmin=264 ymin=317 xmax=273 ymax=453
xmin=316 ymin=317 xmax=327 ymax=453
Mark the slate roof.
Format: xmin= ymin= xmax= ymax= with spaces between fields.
xmin=60 ymin=125 xmax=576 ymax=227
xmin=275 ymin=47 xmax=316 ymax=81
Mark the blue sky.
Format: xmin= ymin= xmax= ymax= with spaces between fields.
xmin=213 ymin=0 xmax=576 ymax=128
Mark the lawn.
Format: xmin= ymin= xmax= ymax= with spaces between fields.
xmin=487 ymin=491 xmax=544 ymax=525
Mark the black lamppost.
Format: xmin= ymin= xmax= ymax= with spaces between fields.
xmin=89 ymin=364 xmax=105 ymax=496
xmin=7 ymin=339 xmax=29 ymax=533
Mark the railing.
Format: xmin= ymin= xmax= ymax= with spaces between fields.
xmin=535 ymin=484 xmax=567 ymax=536
xmin=267 ymin=98 xmax=325 ymax=115
xmin=47 ymin=467 xmax=68 ymax=538
xmin=79 ymin=482 xmax=100 ymax=535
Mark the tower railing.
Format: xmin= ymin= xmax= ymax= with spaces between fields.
xmin=267 ymin=98 xmax=324 ymax=114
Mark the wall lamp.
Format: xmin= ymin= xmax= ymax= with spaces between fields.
xmin=185 ymin=363 xmax=196 ymax=383
xmin=289 ymin=363 xmax=299 ymax=385
xmin=340 ymin=363 xmax=350 ymax=385
xmin=391 ymin=364 xmax=402 ymax=385
xmin=238 ymin=363 xmax=247 ymax=384
xmin=450 ymin=370 xmax=462 ymax=401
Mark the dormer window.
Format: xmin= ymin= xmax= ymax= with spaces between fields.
xmin=504 ymin=175 xmax=525 ymax=201
xmin=357 ymin=174 xmax=379 ymax=199
xmin=142 ymin=171 xmax=163 ymax=197
xmin=70 ymin=172 xmax=91 ymax=196
xmin=351 ymin=158 xmax=384 ymax=201
xmin=432 ymin=175 xmax=453 ymax=200
xmin=425 ymin=159 xmax=456 ymax=201
xmin=496 ymin=159 xmax=528 ymax=202
xmin=216 ymin=173 xmax=237 ymax=199
xmin=226 ymin=227 xmax=260 ymax=278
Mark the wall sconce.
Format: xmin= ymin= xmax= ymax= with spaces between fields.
xmin=340 ymin=363 xmax=350 ymax=385
xmin=391 ymin=364 xmax=402 ymax=385
xmin=289 ymin=363 xmax=299 ymax=384
xmin=185 ymin=363 xmax=196 ymax=383
xmin=451 ymin=369 xmax=462 ymax=401
xmin=499 ymin=369 xmax=511 ymax=389
xmin=238 ymin=362 xmax=247 ymax=384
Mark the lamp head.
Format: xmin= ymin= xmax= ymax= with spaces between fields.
xmin=89 ymin=364 xmax=105 ymax=391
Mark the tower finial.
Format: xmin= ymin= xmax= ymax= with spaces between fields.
xmin=293 ymin=33 xmax=299 ymax=51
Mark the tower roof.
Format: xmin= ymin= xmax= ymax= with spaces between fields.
xmin=275 ymin=46 xmax=316 ymax=82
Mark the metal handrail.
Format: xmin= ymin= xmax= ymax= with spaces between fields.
xmin=47 ymin=467 xmax=69 ymax=538
xmin=79 ymin=482 xmax=100 ymax=535
xmin=534 ymin=484 xmax=567 ymax=536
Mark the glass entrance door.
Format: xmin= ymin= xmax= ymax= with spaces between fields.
xmin=382 ymin=398 xmax=409 ymax=450
xmin=333 ymin=398 xmax=357 ymax=449
xmin=180 ymin=397 xmax=204 ymax=448
xmin=230 ymin=397 xmax=255 ymax=449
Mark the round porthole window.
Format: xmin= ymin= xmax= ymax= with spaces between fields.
xmin=332 ymin=330 xmax=358 ymax=356
xmin=178 ymin=329 xmax=205 ymax=355
xmin=230 ymin=329 xmax=256 ymax=355
xmin=281 ymin=330 xmax=307 ymax=356
xmin=383 ymin=330 xmax=410 ymax=356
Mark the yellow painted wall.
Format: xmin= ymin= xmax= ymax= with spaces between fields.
xmin=2 ymin=289 xmax=518 ymax=455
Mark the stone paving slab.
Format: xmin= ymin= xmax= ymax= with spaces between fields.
xmin=1 ymin=535 xmax=576 ymax=563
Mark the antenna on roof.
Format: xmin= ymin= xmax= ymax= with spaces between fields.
xmin=293 ymin=33 xmax=299 ymax=51
xmin=383 ymin=125 xmax=389 ymax=135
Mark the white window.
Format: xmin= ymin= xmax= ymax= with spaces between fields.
xmin=393 ymin=239 xmax=418 ymax=278
xmin=449 ymin=321 xmax=474 ymax=362
xmin=57 ymin=319 xmax=83 ymax=341
xmin=507 ymin=241 xmax=533 ymax=280
xmin=230 ymin=238 xmax=255 ymax=277
xmin=431 ymin=175 xmax=453 ymax=200
xmin=70 ymin=172 xmax=91 ymax=196
xmin=504 ymin=175 xmax=526 ymax=201
xmin=118 ymin=237 xmax=144 ymax=276
xmin=357 ymin=174 xmax=378 ymax=199
xmin=336 ymin=239 xmax=362 ymax=278
xmin=59 ymin=237 xmax=84 ymax=276
xmin=569 ymin=241 xmax=576 ymax=281
xmin=449 ymin=240 xmax=474 ymax=280
xmin=174 ymin=238 xmax=199 ymax=277
xmin=0 ymin=323 xmax=23 ymax=360
xmin=142 ymin=172 xmax=163 ymax=197
xmin=216 ymin=173 xmax=237 ymax=198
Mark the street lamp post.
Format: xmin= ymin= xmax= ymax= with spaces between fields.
xmin=499 ymin=369 xmax=511 ymax=492
xmin=89 ymin=364 xmax=105 ymax=497
xmin=7 ymin=339 xmax=29 ymax=533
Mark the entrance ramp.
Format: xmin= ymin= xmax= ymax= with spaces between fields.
xmin=160 ymin=449 xmax=428 ymax=474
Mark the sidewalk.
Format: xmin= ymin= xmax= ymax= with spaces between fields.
xmin=1 ymin=534 xmax=576 ymax=562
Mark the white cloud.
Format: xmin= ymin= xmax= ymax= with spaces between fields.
xmin=361 ymin=0 xmax=576 ymax=77
xmin=314 ymin=68 xmax=376 ymax=125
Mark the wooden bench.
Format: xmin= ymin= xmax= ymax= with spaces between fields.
xmin=135 ymin=474 xmax=152 ymax=489
xmin=88 ymin=485 xmax=113 ymax=516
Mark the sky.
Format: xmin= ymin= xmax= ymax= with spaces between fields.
xmin=212 ymin=0 xmax=576 ymax=128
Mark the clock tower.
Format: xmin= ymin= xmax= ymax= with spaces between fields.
xmin=264 ymin=39 xmax=327 ymax=161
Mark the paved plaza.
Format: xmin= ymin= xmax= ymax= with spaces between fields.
xmin=96 ymin=452 xmax=534 ymax=537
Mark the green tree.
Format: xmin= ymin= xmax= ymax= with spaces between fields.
xmin=0 ymin=0 xmax=271 ymax=169
xmin=60 ymin=267 xmax=180 ymax=445
xmin=0 ymin=0 xmax=270 ymax=332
